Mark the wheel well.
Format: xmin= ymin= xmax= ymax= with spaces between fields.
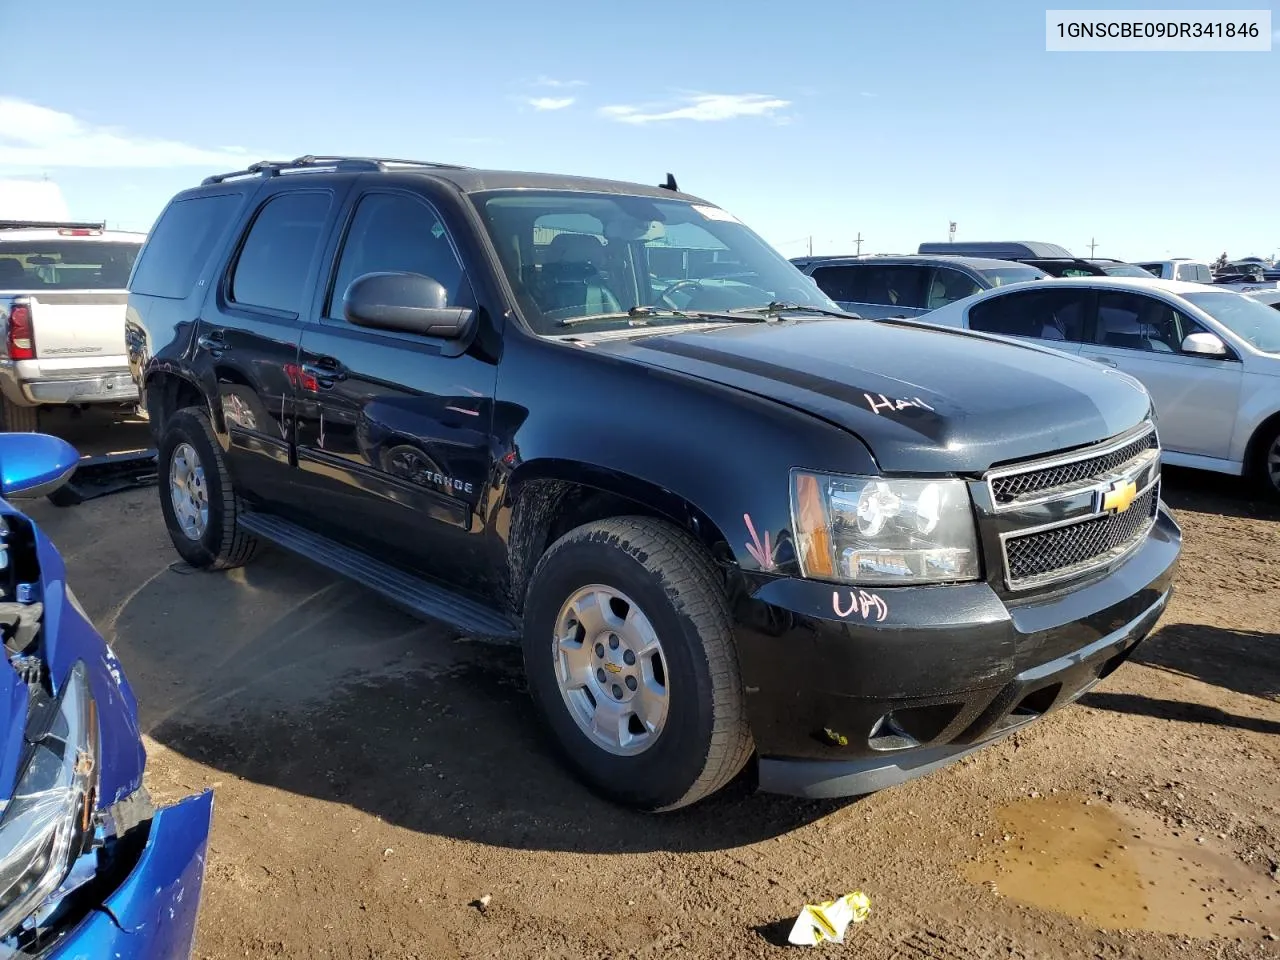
xmin=144 ymin=372 xmax=207 ymax=439
xmin=506 ymin=478 xmax=728 ymax=613
xmin=1244 ymin=411 xmax=1280 ymax=475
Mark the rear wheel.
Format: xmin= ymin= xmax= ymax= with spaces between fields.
xmin=158 ymin=407 xmax=259 ymax=569
xmin=522 ymin=517 xmax=753 ymax=811
xmin=0 ymin=396 xmax=39 ymax=433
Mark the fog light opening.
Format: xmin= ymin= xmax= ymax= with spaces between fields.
xmin=868 ymin=713 xmax=922 ymax=752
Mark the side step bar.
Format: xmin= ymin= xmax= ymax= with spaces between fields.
xmin=236 ymin=512 xmax=521 ymax=642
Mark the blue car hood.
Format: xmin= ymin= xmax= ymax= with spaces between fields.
xmin=0 ymin=502 xmax=146 ymax=808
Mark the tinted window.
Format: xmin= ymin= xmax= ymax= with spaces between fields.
xmin=809 ymin=265 xmax=861 ymax=303
xmin=968 ymin=288 xmax=1086 ymax=341
xmin=926 ymin=267 xmax=982 ymax=309
xmin=978 ymin=265 xmax=1046 ymax=286
xmin=847 ymin=264 xmax=928 ymax=309
xmin=1092 ymin=292 xmax=1188 ymax=352
xmin=1136 ymin=263 xmax=1165 ymax=278
xmin=230 ymin=192 xmax=330 ymax=315
xmin=0 ymin=241 xmax=140 ymax=291
xmin=328 ymin=193 xmax=469 ymax=319
xmin=131 ymin=195 xmax=240 ymax=299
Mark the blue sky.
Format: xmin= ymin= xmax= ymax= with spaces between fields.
xmin=1 ymin=0 xmax=1276 ymax=262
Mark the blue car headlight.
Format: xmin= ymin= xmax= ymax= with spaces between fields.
xmin=0 ymin=661 xmax=97 ymax=938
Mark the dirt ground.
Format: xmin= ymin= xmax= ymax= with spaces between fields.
xmin=21 ymin=411 xmax=1280 ymax=959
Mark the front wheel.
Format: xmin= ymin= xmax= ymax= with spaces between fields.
xmin=158 ymin=407 xmax=259 ymax=569
xmin=1256 ymin=422 xmax=1280 ymax=499
xmin=522 ymin=517 xmax=753 ymax=811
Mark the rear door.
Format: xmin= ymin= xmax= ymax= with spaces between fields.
xmin=191 ymin=181 xmax=350 ymax=503
xmin=809 ymin=263 xmax=930 ymax=318
xmin=964 ymin=287 xmax=1089 ymax=355
xmin=292 ymin=186 xmax=499 ymax=589
xmin=1081 ymin=291 xmax=1242 ymax=459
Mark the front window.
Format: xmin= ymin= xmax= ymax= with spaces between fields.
xmin=475 ymin=190 xmax=838 ymax=334
xmin=1182 ymin=292 xmax=1280 ymax=353
xmin=976 ymin=265 xmax=1046 ymax=287
xmin=0 ymin=241 xmax=140 ymax=290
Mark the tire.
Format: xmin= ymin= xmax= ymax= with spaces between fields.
xmin=157 ymin=407 xmax=259 ymax=569
xmin=1255 ymin=421 xmax=1280 ymax=499
xmin=522 ymin=517 xmax=753 ymax=811
xmin=0 ymin=396 xmax=39 ymax=433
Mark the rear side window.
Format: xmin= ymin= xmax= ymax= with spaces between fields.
xmin=811 ymin=264 xmax=928 ymax=309
xmin=968 ymin=288 xmax=1086 ymax=342
xmin=130 ymin=195 xmax=240 ymax=299
xmin=230 ymin=192 xmax=331 ymax=315
xmin=926 ymin=267 xmax=982 ymax=309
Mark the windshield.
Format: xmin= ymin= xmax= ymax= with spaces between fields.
xmin=1183 ymin=291 xmax=1280 ymax=353
xmin=1102 ymin=262 xmax=1159 ymax=278
xmin=977 ymin=265 xmax=1046 ymax=287
xmin=0 ymin=241 xmax=140 ymax=290
xmin=474 ymin=190 xmax=839 ymax=334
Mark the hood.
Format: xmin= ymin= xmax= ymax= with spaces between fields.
xmin=590 ymin=318 xmax=1152 ymax=474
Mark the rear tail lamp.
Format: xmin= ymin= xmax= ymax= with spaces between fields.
xmin=6 ymin=306 xmax=34 ymax=360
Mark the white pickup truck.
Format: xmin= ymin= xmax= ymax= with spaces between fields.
xmin=0 ymin=221 xmax=145 ymax=430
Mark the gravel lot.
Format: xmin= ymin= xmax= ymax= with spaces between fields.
xmin=22 ymin=412 xmax=1280 ymax=959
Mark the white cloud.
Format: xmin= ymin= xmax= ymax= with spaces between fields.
xmin=0 ymin=98 xmax=263 ymax=170
xmin=535 ymin=76 xmax=587 ymax=88
xmin=525 ymin=96 xmax=576 ymax=111
xmin=600 ymin=93 xmax=791 ymax=125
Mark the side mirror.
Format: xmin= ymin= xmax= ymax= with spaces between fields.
xmin=1181 ymin=332 xmax=1229 ymax=357
xmin=343 ymin=272 xmax=474 ymax=340
xmin=0 ymin=433 xmax=79 ymax=499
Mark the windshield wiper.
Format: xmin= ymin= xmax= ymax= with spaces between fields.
xmin=556 ymin=306 xmax=767 ymax=328
xmin=727 ymin=301 xmax=861 ymax=320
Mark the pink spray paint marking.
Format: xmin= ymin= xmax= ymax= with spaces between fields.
xmin=832 ymin=589 xmax=888 ymax=622
xmin=743 ymin=513 xmax=777 ymax=572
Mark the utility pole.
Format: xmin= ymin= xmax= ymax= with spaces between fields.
xmin=808 ymin=235 xmax=813 ymax=256
xmin=1088 ymin=237 xmax=1098 ymax=257
xmin=854 ymin=233 xmax=863 ymax=255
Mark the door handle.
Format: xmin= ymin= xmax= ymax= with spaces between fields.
xmin=1083 ymin=354 xmax=1118 ymax=367
xmin=197 ymin=330 xmax=226 ymax=353
xmin=301 ymin=359 xmax=347 ymax=387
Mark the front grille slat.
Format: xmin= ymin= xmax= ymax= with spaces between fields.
xmin=988 ymin=421 xmax=1162 ymax=591
xmin=990 ymin=428 xmax=1158 ymax=506
xmin=1004 ymin=484 xmax=1159 ymax=587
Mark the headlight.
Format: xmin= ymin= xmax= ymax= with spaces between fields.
xmin=0 ymin=661 xmax=97 ymax=938
xmin=791 ymin=471 xmax=981 ymax=585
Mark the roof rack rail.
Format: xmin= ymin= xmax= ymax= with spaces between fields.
xmin=202 ymin=155 xmax=468 ymax=185
xmin=0 ymin=219 xmax=107 ymax=231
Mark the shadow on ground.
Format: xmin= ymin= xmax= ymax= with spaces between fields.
xmin=1160 ymin=466 xmax=1280 ymax=522
xmin=1131 ymin=622 xmax=1279 ymax=702
xmin=1079 ymin=691 xmax=1280 ymax=735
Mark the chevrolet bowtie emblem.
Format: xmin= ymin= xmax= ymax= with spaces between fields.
xmin=603 ymin=662 xmax=622 ymax=675
xmin=1101 ymin=478 xmax=1138 ymax=514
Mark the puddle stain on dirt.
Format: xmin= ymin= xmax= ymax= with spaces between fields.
xmin=963 ymin=794 xmax=1278 ymax=938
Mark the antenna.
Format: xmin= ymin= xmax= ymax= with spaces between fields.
xmin=659 ymin=173 xmax=679 ymax=192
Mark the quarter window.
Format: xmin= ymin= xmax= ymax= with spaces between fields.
xmin=967 ymin=288 xmax=1086 ymax=341
xmin=132 ymin=195 xmax=241 ymax=299
xmin=328 ymin=194 xmax=469 ymax=319
xmin=229 ymin=192 xmax=331 ymax=315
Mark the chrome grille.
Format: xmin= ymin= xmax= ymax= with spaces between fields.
xmin=1005 ymin=483 xmax=1159 ymax=586
xmin=989 ymin=425 xmax=1158 ymax=507
xmin=987 ymin=421 xmax=1162 ymax=591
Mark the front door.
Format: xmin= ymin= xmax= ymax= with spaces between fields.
xmin=1081 ymin=291 xmax=1242 ymax=460
xmin=292 ymin=188 xmax=499 ymax=592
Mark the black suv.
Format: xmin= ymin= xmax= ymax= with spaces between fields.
xmin=126 ymin=156 xmax=1181 ymax=811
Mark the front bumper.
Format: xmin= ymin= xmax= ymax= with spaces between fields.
xmin=734 ymin=506 xmax=1181 ymax=799
xmin=47 ymin=790 xmax=214 ymax=959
